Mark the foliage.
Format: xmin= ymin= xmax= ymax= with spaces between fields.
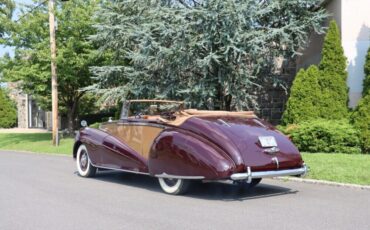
xmin=302 ymin=153 xmax=370 ymax=185
xmin=363 ymin=47 xmax=370 ymax=95
xmin=351 ymin=95 xmax=370 ymax=153
xmin=89 ymin=0 xmax=327 ymax=110
xmin=282 ymin=20 xmax=349 ymax=124
xmin=0 ymin=87 xmax=16 ymax=128
xmin=89 ymin=122 xmax=101 ymax=129
xmin=351 ymin=49 xmax=370 ymax=153
xmin=281 ymin=119 xmax=361 ymax=154
xmin=318 ymin=20 xmax=348 ymax=119
xmin=282 ymin=66 xmax=321 ymax=124
xmin=0 ymin=0 xmax=104 ymax=132
xmin=0 ymin=0 xmax=14 ymax=40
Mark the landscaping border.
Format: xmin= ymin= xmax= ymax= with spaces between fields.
xmin=275 ymin=176 xmax=370 ymax=191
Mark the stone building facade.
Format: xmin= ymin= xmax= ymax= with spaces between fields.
xmin=7 ymin=82 xmax=47 ymax=129
xmin=257 ymin=59 xmax=297 ymax=125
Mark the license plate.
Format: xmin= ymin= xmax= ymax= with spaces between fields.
xmin=258 ymin=136 xmax=277 ymax=147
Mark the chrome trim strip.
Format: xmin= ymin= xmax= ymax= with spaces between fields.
xmin=217 ymin=119 xmax=231 ymax=127
xmin=202 ymin=180 xmax=235 ymax=185
xmin=155 ymin=173 xmax=205 ymax=180
xmin=117 ymin=121 xmax=166 ymax=129
xmin=90 ymin=163 xmax=150 ymax=175
xmin=230 ymin=165 xmax=307 ymax=181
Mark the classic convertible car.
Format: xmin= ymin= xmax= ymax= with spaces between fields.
xmin=73 ymin=99 xmax=307 ymax=195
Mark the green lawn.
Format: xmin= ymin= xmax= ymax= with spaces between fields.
xmin=302 ymin=153 xmax=370 ymax=185
xmin=0 ymin=133 xmax=369 ymax=185
xmin=0 ymin=133 xmax=73 ymax=155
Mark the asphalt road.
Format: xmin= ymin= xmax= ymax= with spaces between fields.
xmin=1 ymin=150 xmax=369 ymax=230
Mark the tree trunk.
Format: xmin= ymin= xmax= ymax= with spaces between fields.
xmin=66 ymin=100 xmax=78 ymax=135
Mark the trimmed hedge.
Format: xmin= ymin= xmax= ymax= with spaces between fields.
xmin=0 ymin=88 xmax=17 ymax=128
xmin=282 ymin=66 xmax=321 ymax=124
xmin=351 ymin=48 xmax=370 ymax=153
xmin=352 ymin=95 xmax=370 ymax=153
xmin=280 ymin=119 xmax=362 ymax=154
xmin=282 ymin=20 xmax=349 ymax=124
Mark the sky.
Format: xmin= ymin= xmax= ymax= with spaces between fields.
xmin=0 ymin=0 xmax=34 ymax=57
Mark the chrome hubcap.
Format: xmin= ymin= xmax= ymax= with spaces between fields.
xmin=80 ymin=152 xmax=88 ymax=170
xmin=163 ymin=178 xmax=178 ymax=187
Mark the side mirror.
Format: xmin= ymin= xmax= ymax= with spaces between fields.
xmin=81 ymin=120 xmax=88 ymax=127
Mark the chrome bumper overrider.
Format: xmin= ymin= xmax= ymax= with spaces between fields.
xmin=230 ymin=164 xmax=308 ymax=182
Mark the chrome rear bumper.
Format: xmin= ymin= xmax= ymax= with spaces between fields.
xmin=230 ymin=164 xmax=308 ymax=182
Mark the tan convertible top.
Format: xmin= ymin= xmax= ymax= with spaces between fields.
xmin=166 ymin=109 xmax=256 ymax=126
xmin=125 ymin=100 xmax=256 ymax=126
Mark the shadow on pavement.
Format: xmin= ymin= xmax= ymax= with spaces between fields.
xmin=82 ymin=170 xmax=298 ymax=201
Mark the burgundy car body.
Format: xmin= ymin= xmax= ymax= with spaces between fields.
xmin=73 ymin=100 xmax=307 ymax=185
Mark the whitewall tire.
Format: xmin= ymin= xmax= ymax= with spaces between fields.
xmin=76 ymin=144 xmax=97 ymax=177
xmin=158 ymin=178 xmax=190 ymax=195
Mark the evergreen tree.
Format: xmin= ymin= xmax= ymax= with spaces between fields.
xmin=318 ymin=20 xmax=348 ymax=119
xmin=90 ymin=0 xmax=327 ymax=110
xmin=0 ymin=87 xmax=16 ymax=128
xmin=363 ymin=47 xmax=370 ymax=95
xmin=282 ymin=66 xmax=321 ymax=124
xmin=352 ymin=47 xmax=370 ymax=153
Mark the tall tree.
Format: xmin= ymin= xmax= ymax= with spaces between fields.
xmin=89 ymin=0 xmax=327 ymax=110
xmin=363 ymin=46 xmax=370 ymax=95
xmin=0 ymin=0 xmax=14 ymax=40
xmin=1 ymin=0 xmax=104 ymax=133
xmin=318 ymin=20 xmax=348 ymax=119
xmin=352 ymin=47 xmax=370 ymax=153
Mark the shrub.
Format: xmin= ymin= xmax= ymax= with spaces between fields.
xmin=318 ymin=20 xmax=348 ymax=119
xmin=282 ymin=66 xmax=321 ymax=124
xmin=282 ymin=119 xmax=361 ymax=154
xmin=352 ymin=95 xmax=370 ymax=153
xmin=0 ymin=88 xmax=17 ymax=128
xmin=363 ymin=47 xmax=370 ymax=95
xmin=351 ymin=49 xmax=370 ymax=153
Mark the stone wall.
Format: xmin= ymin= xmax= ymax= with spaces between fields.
xmin=7 ymin=82 xmax=47 ymax=129
xmin=257 ymin=60 xmax=296 ymax=125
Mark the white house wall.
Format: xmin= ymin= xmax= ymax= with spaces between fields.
xmin=341 ymin=0 xmax=370 ymax=107
xmin=296 ymin=0 xmax=342 ymax=71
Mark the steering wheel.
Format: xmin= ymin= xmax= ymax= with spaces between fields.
xmin=135 ymin=112 xmax=142 ymax=119
xmin=160 ymin=111 xmax=176 ymax=120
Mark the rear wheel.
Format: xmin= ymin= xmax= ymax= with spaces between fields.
xmin=249 ymin=178 xmax=262 ymax=188
xmin=239 ymin=178 xmax=262 ymax=189
xmin=158 ymin=178 xmax=190 ymax=195
xmin=76 ymin=144 xmax=97 ymax=177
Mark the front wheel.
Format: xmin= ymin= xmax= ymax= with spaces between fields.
xmin=158 ymin=178 xmax=190 ymax=195
xmin=76 ymin=144 xmax=97 ymax=177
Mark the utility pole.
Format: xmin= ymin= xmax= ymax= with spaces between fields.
xmin=48 ymin=0 xmax=59 ymax=146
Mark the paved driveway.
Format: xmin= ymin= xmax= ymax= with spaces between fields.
xmin=0 ymin=150 xmax=369 ymax=230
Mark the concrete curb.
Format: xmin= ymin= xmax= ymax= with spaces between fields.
xmin=274 ymin=176 xmax=370 ymax=191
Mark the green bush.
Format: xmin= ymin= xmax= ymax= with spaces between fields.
xmin=282 ymin=66 xmax=321 ymax=124
xmin=0 ymin=88 xmax=17 ymax=128
xmin=363 ymin=47 xmax=370 ymax=95
xmin=283 ymin=21 xmax=349 ymax=124
xmin=351 ymin=48 xmax=370 ymax=153
xmin=89 ymin=122 xmax=101 ymax=129
xmin=352 ymin=95 xmax=370 ymax=153
xmin=281 ymin=119 xmax=361 ymax=154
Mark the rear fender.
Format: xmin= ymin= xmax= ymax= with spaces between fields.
xmin=149 ymin=129 xmax=236 ymax=180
